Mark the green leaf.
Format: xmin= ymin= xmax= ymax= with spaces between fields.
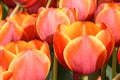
xmin=1 ymin=3 xmax=9 ymax=20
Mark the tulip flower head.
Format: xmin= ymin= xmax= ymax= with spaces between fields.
xmin=0 ymin=40 xmax=51 ymax=80
xmin=95 ymin=3 xmax=120 ymax=45
xmin=53 ymin=21 xmax=114 ymax=74
xmin=6 ymin=12 xmax=37 ymax=41
xmin=59 ymin=0 xmax=97 ymax=20
xmin=3 ymin=0 xmax=16 ymax=8
xmin=36 ymin=7 xmax=78 ymax=44
xmin=26 ymin=0 xmax=57 ymax=14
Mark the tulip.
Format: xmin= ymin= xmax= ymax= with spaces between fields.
xmin=4 ymin=40 xmax=33 ymax=55
xmin=3 ymin=49 xmax=51 ymax=80
xmin=3 ymin=0 xmax=57 ymax=14
xmin=0 ymin=5 xmax=2 ymax=19
xmin=0 ymin=20 xmax=14 ymax=46
xmin=2 ymin=0 xmax=16 ymax=8
xmin=26 ymin=0 xmax=57 ymax=14
xmin=0 ymin=40 xmax=51 ymax=80
xmin=13 ymin=0 xmax=38 ymax=7
xmin=95 ymin=3 xmax=120 ymax=45
xmin=7 ymin=12 xmax=37 ymax=41
xmin=118 ymin=47 xmax=120 ymax=64
xmin=36 ymin=7 xmax=78 ymax=44
xmin=0 ymin=40 xmax=32 ymax=71
xmin=98 ymin=0 xmax=119 ymax=5
xmin=0 ymin=46 xmax=15 ymax=71
xmin=53 ymin=21 xmax=114 ymax=74
xmin=58 ymin=0 xmax=97 ymax=21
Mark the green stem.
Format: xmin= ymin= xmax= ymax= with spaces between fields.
xmin=112 ymin=47 xmax=118 ymax=78
xmin=10 ymin=3 xmax=20 ymax=17
xmin=88 ymin=71 xmax=100 ymax=80
xmin=46 ymin=0 xmax=52 ymax=8
xmin=101 ymin=64 xmax=107 ymax=80
xmin=52 ymin=54 xmax=58 ymax=80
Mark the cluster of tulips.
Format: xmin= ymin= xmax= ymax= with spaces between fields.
xmin=0 ymin=0 xmax=120 ymax=80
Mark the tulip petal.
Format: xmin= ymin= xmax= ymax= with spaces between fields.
xmin=0 ymin=47 xmax=15 ymax=71
xmin=28 ymin=39 xmax=44 ymax=49
xmin=22 ymin=0 xmax=37 ymax=7
xmin=59 ymin=0 xmax=96 ymax=20
xmin=0 ymin=22 xmax=12 ymax=46
xmin=2 ymin=70 xmax=12 ymax=80
xmin=96 ymin=30 xmax=114 ymax=62
xmin=28 ymin=40 xmax=51 ymax=61
xmin=5 ymin=41 xmax=32 ymax=55
xmin=8 ymin=49 xmax=50 ymax=80
xmin=36 ymin=8 xmax=71 ymax=44
xmin=65 ymin=22 xmax=101 ymax=39
xmin=64 ymin=35 xmax=107 ymax=74
xmin=95 ymin=5 xmax=120 ymax=44
xmin=21 ymin=15 xmax=36 ymax=40
xmin=53 ymin=31 xmax=71 ymax=68
xmin=118 ymin=48 xmax=120 ymax=64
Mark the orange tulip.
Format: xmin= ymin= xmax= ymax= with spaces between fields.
xmin=36 ymin=7 xmax=78 ymax=44
xmin=7 ymin=12 xmax=37 ymax=41
xmin=0 ymin=40 xmax=51 ymax=80
xmin=5 ymin=49 xmax=51 ymax=80
xmin=59 ymin=0 xmax=97 ymax=21
xmin=53 ymin=21 xmax=114 ymax=74
xmin=0 ymin=20 xmax=14 ymax=46
xmin=95 ymin=3 xmax=120 ymax=45
xmin=0 ymin=46 xmax=15 ymax=71
xmin=4 ymin=40 xmax=33 ymax=55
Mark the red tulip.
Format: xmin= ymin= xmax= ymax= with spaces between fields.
xmin=118 ymin=47 xmax=120 ymax=64
xmin=0 ymin=40 xmax=51 ymax=80
xmin=0 ymin=5 xmax=2 ymax=20
xmin=36 ymin=7 xmax=78 ymax=44
xmin=53 ymin=21 xmax=114 ymax=74
xmin=26 ymin=0 xmax=57 ymax=14
xmin=2 ymin=0 xmax=16 ymax=8
xmin=13 ymin=0 xmax=38 ymax=7
xmin=58 ymin=0 xmax=97 ymax=20
xmin=3 ymin=0 xmax=57 ymax=14
xmin=98 ymin=0 xmax=119 ymax=5
xmin=95 ymin=3 xmax=120 ymax=45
